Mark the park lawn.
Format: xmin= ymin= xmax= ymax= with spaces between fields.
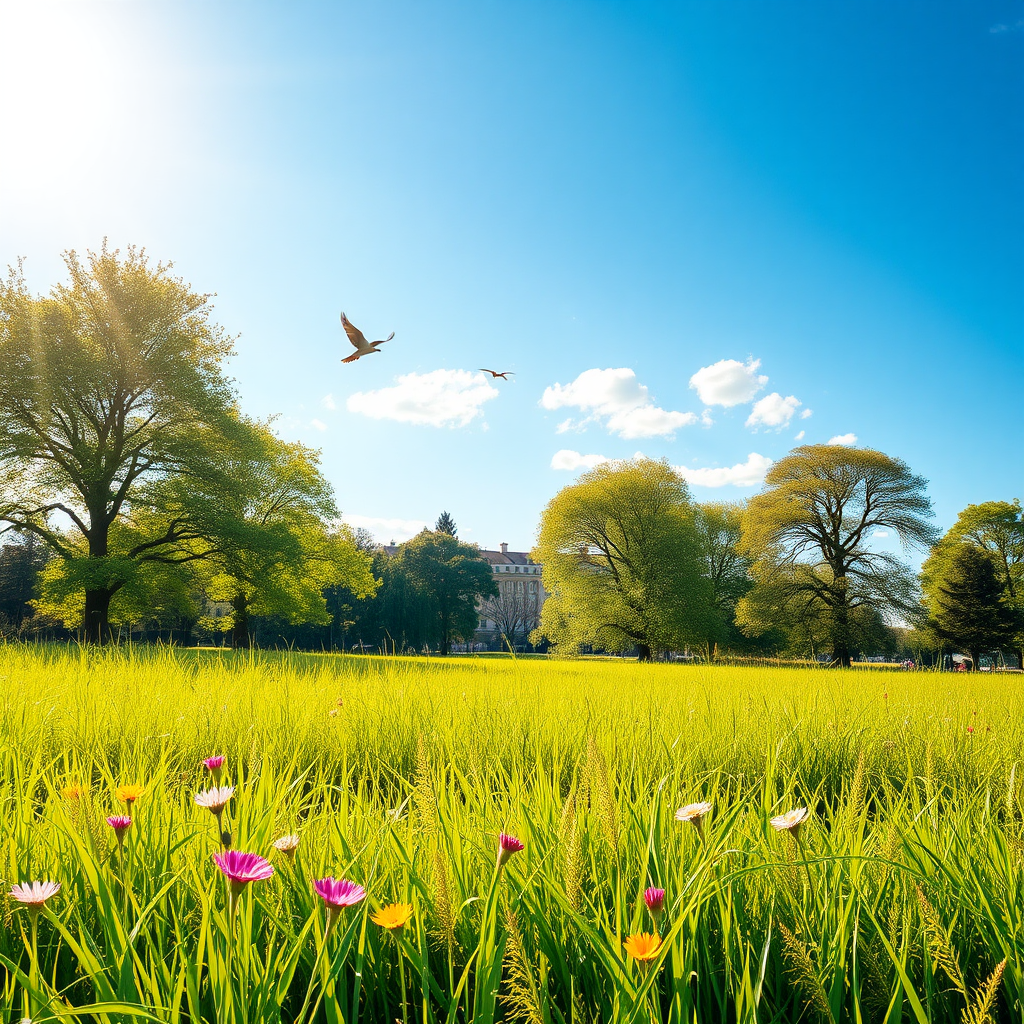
xmin=0 ymin=643 xmax=1021 ymax=1022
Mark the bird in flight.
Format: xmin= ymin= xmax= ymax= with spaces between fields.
xmin=479 ymin=368 xmax=515 ymax=380
xmin=340 ymin=312 xmax=394 ymax=363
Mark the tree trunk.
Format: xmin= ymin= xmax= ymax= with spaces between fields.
xmin=636 ymin=643 xmax=653 ymax=662
xmin=83 ymin=588 xmax=113 ymax=644
xmin=831 ymin=579 xmax=852 ymax=667
xmin=231 ymin=594 xmax=251 ymax=649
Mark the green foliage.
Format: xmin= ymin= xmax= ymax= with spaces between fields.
xmin=922 ymin=501 xmax=1024 ymax=663
xmin=434 ymin=510 xmax=457 ymax=536
xmin=739 ymin=445 xmax=936 ymax=666
xmin=924 ymin=544 xmax=1020 ymax=664
xmin=400 ymin=530 xmax=497 ymax=654
xmin=0 ymin=245 xmax=239 ymax=640
xmin=0 ymin=644 xmax=1021 ymax=1022
xmin=533 ymin=459 xmax=714 ymax=659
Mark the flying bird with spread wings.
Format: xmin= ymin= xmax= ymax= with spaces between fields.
xmin=340 ymin=312 xmax=394 ymax=363
xmin=479 ymin=368 xmax=515 ymax=380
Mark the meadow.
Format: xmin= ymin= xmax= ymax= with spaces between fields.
xmin=0 ymin=644 xmax=1020 ymax=1023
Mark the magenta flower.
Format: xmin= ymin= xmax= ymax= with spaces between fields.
xmin=644 ymin=886 xmax=665 ymax=920
xmin=204 ymin=755 xmax=226 ymax=783
xmin=497 ymin=832 xmax=524 ymax=870
xmin=10 ymin=881 xmax=61 ymax=919
xmin=107 ymin=815 xmax=132 ymax=847
xmin=313 ymin=877 xmax=366 ymax=932
xmin=213 ymin=851 xmax=274 ymax=913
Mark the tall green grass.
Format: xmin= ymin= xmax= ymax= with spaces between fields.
xmin=0 ymin=643 xmax=1020 ymax=1022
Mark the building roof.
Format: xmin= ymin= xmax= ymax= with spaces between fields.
xmin=478 ymin=547 xmax=536 ymax=566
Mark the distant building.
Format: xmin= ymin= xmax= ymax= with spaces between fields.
xmin=474 ymin=542 xmax=548 ymax=649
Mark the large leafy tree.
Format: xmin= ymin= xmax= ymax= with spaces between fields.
xmin=695 ymin=501 xmax=753 ymax=657
xmin=400 ymin=530 xmax=496 ymax=655
xmin=738 ymin=445 xmax=936 ymax=666
xmin=922 ymin=500 xmax=1024 ymax=668
xmin=193 ymin=422 xmax=377 ymax=647
xmin=0 ymin=246 xmax=238 ymax=642
xmin=533 ymin=458 xmax=713 ymax=660
xmin=925 ymin=544 xmax=1019 ymax=669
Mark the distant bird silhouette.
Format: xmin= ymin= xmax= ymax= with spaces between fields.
xmin=340 ymin=312 xmax=394 ymax=363
xmin=479 ymin=368 xmax=515 ymax=380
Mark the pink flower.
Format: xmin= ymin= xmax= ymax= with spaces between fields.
xmin=195 ymin=786 xmax=235 ymax=815
xmin=313 ymin=877 xmax=367 ymax=909
xmin=107 ymin=815 xmax=132 ymax=846
xmin=644 ymin=886 xmax=665 ymax=920
xmin=10 ymin=881 xmax=61 ymax=917
xmin=204 ymin=755 xmax=226 ymax=782
xmin=497 ymin=832 xmax=524 ymax=869
xmin=313 ymin=877 xmax=366 ymax=932
xmin=213 ymin=851 xmax=273 ymax=914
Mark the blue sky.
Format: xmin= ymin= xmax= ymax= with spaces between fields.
xmin=2 ymin=1 xmax=1021 ymax=553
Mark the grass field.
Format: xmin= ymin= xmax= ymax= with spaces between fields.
xmin=0 ymin=643 xmax=1021 ymax=1023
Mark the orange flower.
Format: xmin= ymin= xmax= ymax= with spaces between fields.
xmin=624 ymin=932 xmax=662 ymax=963
xmin=115 ymin=784 xmax=144 ymax=806
xmin=62 ymin=784 xmax=82 ymax=801
xmin=370 ymin=902 xmax=414 ymax=931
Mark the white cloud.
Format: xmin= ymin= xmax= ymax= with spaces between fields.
xmin=794 ymin=430 xmax=805 ymax=441
xmin=688 ymin=358 xmax=767 ymax=407
xmin=828 ymin=433 xmax=858 ymax=446
xmin=342 ymin=514 xmax=428 ymax=544
xmin=675 ymin=452 xmax=773 ymax=488
xmin=873 ymin=530 xmax=890 ymax=539
xmin=541 ymin=367 xmax=695 ymax=438
xmin=555 ymin=418 xmax=575 ymax=434
xmin=550 ymin=449 xmax=611 ymax=471
xmin=800 ymin=408 xmax=813 ymax=419
xmin=347 ymin=370 xmax=499 ymax=428
xmin=321 ymin=394 xmax=337 ymax=411
xmin=745 ymin=393 xmax=801 ymax=431
xmin=310 ymin=418 xmax=327 ymax=432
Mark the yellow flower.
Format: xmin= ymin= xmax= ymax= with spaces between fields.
xmin=623 ymin=932 xmax=662 ymax=963
xmin=370 ymin=902 xmax=414 ymax=931
xmin=62 ymin=784 xmax=82 ymax=801
xmin=115 ymin=784 xmax=144 ymax=806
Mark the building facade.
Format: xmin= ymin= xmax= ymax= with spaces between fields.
xmin=474 ymin=542 xmax=548 ymax=649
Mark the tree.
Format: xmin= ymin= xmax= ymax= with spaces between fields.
xmin=922 ymin=501 xmax=1024 ymax=668
xmin=194 ymin=422 xmax=376 ymax=647
xmin=0 ymin=533 xmax=50 ymax=631
xmin=532 ymin=459 xmax=713 ymax=660
xmin=434 ymin=511 xmax=457 ymax=536
xmin=401 ymin=530 xmax=496 ymax=655
xmin=0 ymin=245 xmax=239 ymax=642
xmin=738 ymin=445 xmax=936 ymax=666
xmin=694 ymin=501 xmax=753 ymax=657
xmin=482 ymin=574 xmax=540 ymax=651
xmin=926 ymin=544 xmax=1019 ymax=668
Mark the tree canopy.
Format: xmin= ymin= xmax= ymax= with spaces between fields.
xmin=737 ymin=445 xmax=936 ymax=666
xmin=0 ymin=245 xmax=239 ymax=641
xmin=533 ymin=458 xmax=713 ymax=660
xmin=400 ymin=530 xmax=496 ymax=654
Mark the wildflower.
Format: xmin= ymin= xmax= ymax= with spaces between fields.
xmin=371 ymin=902 xmax=414 ymax=931
xmin=115 ymin=784 xmax=143 ymax=807
xmin=204 ymin=756 xmax=225 ymax=783
xmin=643 ymin=887 xmax=665 ymax=921
xmin=195 ymin=786 xmax=235 ymax=815
xmin=213 ymin=851 xmax=274 ymax=914
xmin=9 ymin=881 xmax=61 ymax=920
xmin=967 ymin=726 xmax=974 ymax=735
xmin=496 ymin=832 xmax=524 ymax=870
xmin=62 ymin=784 xmax=82 ymax=801
xmin=107 ymin=815 xmax=132 ymax=847
xmin=770 ymin=807 xmax=810 ymax=839
xmin=313 ymin=877 xmax=366 ymax=933
xmin=272 ymin=834 xmax=300 ymax=862
xmin=674 ymin=801 xmax=712 ymax=835
xmin=624 ymin=931 xmax=662 ymax=965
